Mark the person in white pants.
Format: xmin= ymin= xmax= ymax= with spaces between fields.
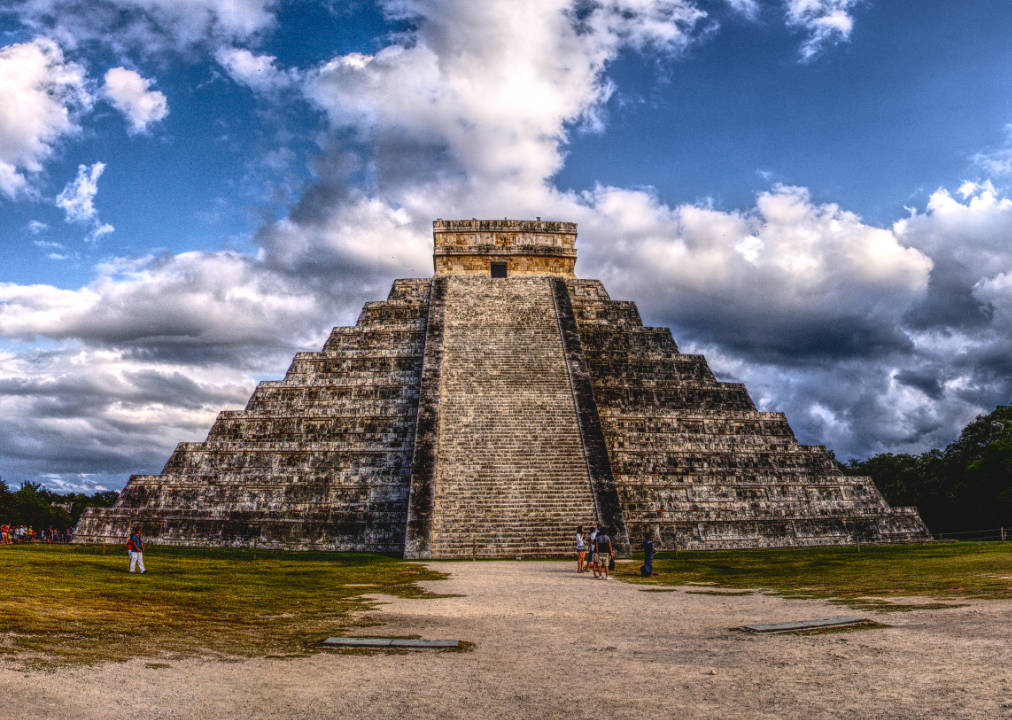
xmin=128 ymin=528 xmax=146 ymax=574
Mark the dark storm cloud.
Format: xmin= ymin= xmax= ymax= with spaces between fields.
xmin=0 ymin=365 xmax=247 ymax=417
xmin=903 ymin=257 xmax=994 ymax=331
xmin=0 ymin=251 xmax=346 ymax=366
xmin=0 ymin=356 xmax=255 ymax=488
xmin=894 ymin=368 xmax=943 ymax=400
xmin=646 ymin=301 xmax=915 ymax=366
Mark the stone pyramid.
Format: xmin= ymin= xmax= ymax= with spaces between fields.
xmin=75 ymin=219 xmax=930 ymax=557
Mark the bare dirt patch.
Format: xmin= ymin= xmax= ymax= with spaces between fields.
xmin=2 ymin=560 xmax=1010 ymax=719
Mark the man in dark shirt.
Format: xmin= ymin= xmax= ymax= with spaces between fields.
xmin=595 ymin=528 xmax=613 ymax=579
xmin=128 ymin=528 xmax=146 ymax=574
xmin=642 ymin=532 xmax=655 ymax=577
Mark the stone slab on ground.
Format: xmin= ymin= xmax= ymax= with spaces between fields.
xmin=321 ymin=637 xmax=459 ymax=649
xmin=738 ymin=616 xmax=870 ymax=633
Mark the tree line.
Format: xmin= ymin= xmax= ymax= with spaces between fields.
xmin=843 ymin=405 xmax=1012 ymax=533
xmin=0 ymin=478 xmax=118 ymax=530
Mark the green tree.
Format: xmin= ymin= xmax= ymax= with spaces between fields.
xmin=0 ymin=476 xmax=12 ymax=520
xmin=845 ymin=453 xmax=922 ymax=507
xmin=845 ymin=406 xmax=1012 ymax=533
xmin=8 ymin=481 xmax=72 ymax=530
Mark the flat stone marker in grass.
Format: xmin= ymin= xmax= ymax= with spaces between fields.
xmin=321 ymin=637 xmax=460 ymax=649
xmin=738 ymin=616 xmax=871 ymax=634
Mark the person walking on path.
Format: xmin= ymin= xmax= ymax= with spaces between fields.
xmin=641 ymin=532 xmax=655 ymax=577
xmin=128 ymin=528 xmax=146 ymax=574
xmin=576 ymin=525 xmax=587 ymax=573
xmin=595 ymin=527 xmax=614 ymax=579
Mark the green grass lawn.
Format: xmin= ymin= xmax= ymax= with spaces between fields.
xmin=616 ymin=541 xmax=1012 ymax=611
xmin=0 ymin=544 xmax=447 ymax=669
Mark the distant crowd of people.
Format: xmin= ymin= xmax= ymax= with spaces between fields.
xmin=1 ymin=523 xmax=146 ymax=575
xmin=1 ymin=524 xmax=73 ymax=544
xmin=576 ymin=524 xmax=654 ymax=578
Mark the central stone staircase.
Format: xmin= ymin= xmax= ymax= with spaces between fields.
xmin=429 ymin=277 xmax=598 ymax=557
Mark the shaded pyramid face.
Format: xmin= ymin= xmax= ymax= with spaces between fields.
xmin=75 ymin=220 xmax=930 ymax=556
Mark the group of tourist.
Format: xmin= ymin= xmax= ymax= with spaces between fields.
xmin=576 ymin=525 xmax=656 ymax=578
xmin=576 ymin=524 xmax=615 ymax=578
xmin=1 ymin=524 xmax=72 ymax=544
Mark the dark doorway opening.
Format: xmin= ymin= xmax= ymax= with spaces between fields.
xmin=490 ymin=262 xmax=507 ymax=278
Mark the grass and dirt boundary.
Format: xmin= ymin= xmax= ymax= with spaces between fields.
xmin=2 ymin=541 xmax=1009 ymax=668
xmin=615 ymin=541 xmax=1012 ymax=611
xmin=0 ymin=544 xmax=448 ymax=669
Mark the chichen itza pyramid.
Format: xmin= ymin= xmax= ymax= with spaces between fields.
xmin=75 ymin=219 xmax=930 ymax=556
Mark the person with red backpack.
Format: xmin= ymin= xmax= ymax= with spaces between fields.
xmin=127 ymin=528 xmax=146 ymax=574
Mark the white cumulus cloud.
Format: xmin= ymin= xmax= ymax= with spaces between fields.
xmin=55 ymin=162 xmax=115 ymax=242
xmin=306 ymin=0 xmax=708 ymax=187
xmin=725 ymin=0 xmax=759 ymax=18
xmin=103 ymin=67 xmax=168 ymax=134
xmin=55 ymin=162 xmax=105 ymax=223
xmin=215 ymin=47 xmax=293 ymax=91
xmin=0 ymin=37 xmax=92 ymax=199
xmin=785 ymin=0 xmax=860 ymax=60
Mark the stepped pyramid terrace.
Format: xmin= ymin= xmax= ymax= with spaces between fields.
xmin=74 ymin=219 xmax=930 ymax=557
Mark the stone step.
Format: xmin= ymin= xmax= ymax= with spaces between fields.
xmin=282 ymin=370 xmax=421 ymax=384
xmin=323 ymin=330 xmax=425 ymax=352
xmin=216 ymin=409 xmax=416 ymax=420
xmin=242 ymin=400 xmax=418 ymax=415
xmin=608 ymin=435 xmax=800 ymax=450
xmin=327 ymin=324 xmax=426 ymax=336
xmin=592 ymin=385 xmax=756 ymax=412
xmin=288 ymin=355 xmax=422 ymax=373
xmin=600 ymin=409 xmax=790 ymax=421
xmin=297 ymin=349 xmax=424 ymax=360
xmin=125 ymin=470 xmax=411 ymax=485
xmin=356 ymin=304 xmax=430 ymax=326
xmin=163 ymin=450 xmax=414 ymax=474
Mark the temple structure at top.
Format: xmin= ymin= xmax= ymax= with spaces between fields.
xmin=75 ymin=219 xmax=930 ymax=557
xmin=432 ymin=219 xmax=578 ymax=276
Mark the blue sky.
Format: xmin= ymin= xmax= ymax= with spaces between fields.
xmin=2 ymin=0 xmax=1012 ymax=492
xmin=561 ymin=1 xmax=1012 ymax=224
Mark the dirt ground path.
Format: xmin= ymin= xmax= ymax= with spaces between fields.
xmin=2 ymin=560 xmax=1010 ymax=719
